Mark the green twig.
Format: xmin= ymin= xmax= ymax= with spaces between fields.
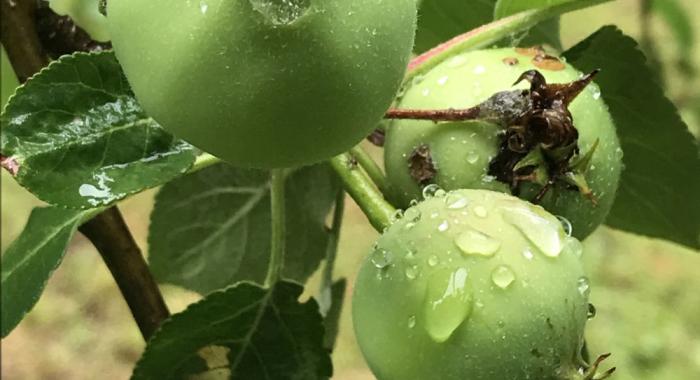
xmin=330 ymin=153 xmax=395 ymax=232
xmin=264 ymin=169 xmax=287 ymax=287
xmin=349 ymin=146 xmax=390 ymax=195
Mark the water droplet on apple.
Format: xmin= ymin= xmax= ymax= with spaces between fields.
xmin=502 ymin=206 xmax=563 ymax=257
xmin=455 ymin=228 xmax=501 ymax=257
xmin=446 ymin=194 xmax=468 ymax=209
xmin=424 ymin=267 xmax=472 ymax=342
xmin=577 ymin=277 xmax=590 ymax=297
xmin=491 ymin=265 xmax=515 ymax=289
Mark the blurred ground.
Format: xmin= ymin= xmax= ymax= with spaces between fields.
xmin=2 ymin=0 xmax=700 ymax=379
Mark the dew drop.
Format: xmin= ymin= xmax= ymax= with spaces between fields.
xmin=78 ymin=172 xmax=117 ymax=206
xmin=522 ymin=247 xmax=535 ymax=261
xmin=577 ymin=277 xmax=590 ymax=297
xmin=424 ymin=267 xmax=473 ymax=342
xmin=615 ymin=147 xmax=624 ymax=160
xmin=501 ymin=206 xmax=564 ymax=257
xmin=455 ymin=228 xmax=501 ymax=257
xmin=437 ymin=76 xmax=449 ymax=86
xmin=587 ymin=303 xmax=597 ymax=319
xmin=556 ymin=215 xmax=573 ymax=236
xmin=473 ymin=205 xmax=488 ymax=218
xmin=446 ymin=194 xmax=468 ymax=209
xmin=404 ymin=207 xmax=422 ymax=223
xmin=371 ymin=248 xmax=393 ymax=269
xmin=249 ymin=0 xmax=311 ymax=25
xmin=422 ymin=184 xmax=442 ymax=199
xmin=408 ymin=315 xmax=417 ymax=329
xmin=491 ymin=265 xmax=516 ymax=289
xmin=481 ymin=174 xmax=496 ymax=183
xmin=405 ymin=247 xmax=417 ymax=260
xmin=438 ymin=220 xmax=450 ymax=232
xmin=466 ymin=152 xmax=479 ymax=164
xmin=391 ymin=209 xmax=404 ymax=223
xmin=405 ymin=265 xmax=418 ymax=280
xmin=428 ymin=255 xmax=439 ymax=267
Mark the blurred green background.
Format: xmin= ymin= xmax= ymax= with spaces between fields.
xmin=2 ymin=0 xmax=700 ymax=379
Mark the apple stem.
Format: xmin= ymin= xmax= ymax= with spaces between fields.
xmin=350 ymin=146 xmax=390 ymax=195
xmin=330 ymin=153 xmax=395 ymax=232
xmin=384 ymin=106 xmax=481 ymax=122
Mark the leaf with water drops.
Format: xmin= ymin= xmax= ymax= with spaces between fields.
xmin=1 ymin=206 xmax=91 ymax=337
xmin=131 ymin=281 xmax=332 ymax=380
xmin=564 ymin=26 xmax=700 ymax=249
xmin=0 ymin=51 xmax=197 ymax=209
xmin=148 ymin=163 xmax=339 ymax=294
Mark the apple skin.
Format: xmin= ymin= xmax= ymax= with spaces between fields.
xmin=108 ymin=0 xmax=417 ymax=168
xmin=384 ymin=47 xmax=623 ymax=239
xmin=353 ymin=189 xmax=590 ymax=380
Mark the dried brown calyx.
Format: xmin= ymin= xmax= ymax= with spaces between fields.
xmin=384 ymin=67 xmax=602 ymax=204
xmin=487 ymin=69 xmax=600 ymax=203
xmin=408 ymin=144 xmax=437 ymax=185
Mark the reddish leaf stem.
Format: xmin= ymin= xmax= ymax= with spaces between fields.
xmin=384 ymin=107 xmax=481 ymax=122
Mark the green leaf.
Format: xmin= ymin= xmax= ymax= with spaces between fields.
xmin=406 ymin=0 xmax=609 ymax=81
xmin=132 ymin=281 xmax=332 ymax=380
xmin=1 ymin=206 xmax=88 ymax=337
xmin=0 ymin=51 xmax=196 ymax=209
xmin=415 ymin=0 xmax=561 ymax=54
xmin=564 ymin=26 xmax=700 ymax=249
xmin=494 ymin=0 xmax=578 ymax=18
xmin=148 ymin=164 xmax=340 ymax=294
xmin=415 ymin=0 xmax=495 ymax=53
xmin=322 ymin=279 xmax=346 ymax=351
